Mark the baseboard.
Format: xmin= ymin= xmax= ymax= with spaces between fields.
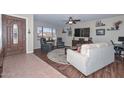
xmin=26 ymin=50 xmax=34 ymax=54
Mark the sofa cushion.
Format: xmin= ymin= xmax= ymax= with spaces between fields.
xmin=95 ymin=43 xmax=109 ymax=48
xmin=80 ymin=43 xmax=109 ymax=56
xmin=80 ymin=44 xmax=93 ymax=56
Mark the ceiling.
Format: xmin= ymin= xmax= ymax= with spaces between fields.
xmin=34 ymin=14 xmax=122 ymax=27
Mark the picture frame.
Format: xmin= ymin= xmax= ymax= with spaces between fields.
xmin=68 ymin=27 xmax=72 ymax=36
xmin=96 ymin=29 xmax=105 ymax=35
xmin=68 ymin=30 xmax=72 ymax=36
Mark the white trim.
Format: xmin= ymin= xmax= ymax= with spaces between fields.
xmin=5 ymin=14 xmax=29 ymax=54
xmin=27 ymin=51 xmax=33 ymax=54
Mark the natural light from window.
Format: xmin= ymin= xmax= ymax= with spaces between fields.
xmin=37 ymin=26 xmax=56 ymax=41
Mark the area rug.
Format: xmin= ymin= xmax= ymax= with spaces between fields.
xmin=47 ymin=48 xmax=69 ymax=64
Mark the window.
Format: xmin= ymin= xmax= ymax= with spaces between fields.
xmin=13 ymin=24 xmax=19 ymax=44
xmin=37 ymin=27 xmax=42 ymax=37
xmin=37 ymin=26 xmax=56 ymax=40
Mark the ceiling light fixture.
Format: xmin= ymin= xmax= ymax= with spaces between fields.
xmin=66 ymin=17 xmax=80 ymax=25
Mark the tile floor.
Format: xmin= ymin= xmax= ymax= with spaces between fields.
xmin=2 ymin=53 xmax=66 ymax=78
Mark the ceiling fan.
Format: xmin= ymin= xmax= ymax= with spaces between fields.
xmin=66 ymin=17 xmax=81 ymax=25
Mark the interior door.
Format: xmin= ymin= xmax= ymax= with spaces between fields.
xmin=2 ymin=15 xmax=26 ymax=56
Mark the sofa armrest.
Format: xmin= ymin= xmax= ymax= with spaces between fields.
xmin=67 ymin=49 xmax=89 ymax=74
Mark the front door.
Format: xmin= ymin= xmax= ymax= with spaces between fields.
xmin=2 ymin=15 xmax=26 ymax=56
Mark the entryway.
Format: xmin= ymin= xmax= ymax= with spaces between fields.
xmin=2 ymin=14 xmax=26 ymax=56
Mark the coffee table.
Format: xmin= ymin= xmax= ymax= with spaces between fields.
xmin=65 ymin=46 xmax=77 ymax=55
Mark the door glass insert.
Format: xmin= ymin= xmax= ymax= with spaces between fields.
xmin=13 ymin=24 xmax=18 ymax=44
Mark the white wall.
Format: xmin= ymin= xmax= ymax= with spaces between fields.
xmin=59 ymin=27 xmax=73 ymax=46
xmin=33 ymin=19 xmax=62 ymax=49
xmin=60 ymin=15 xmax=124 ymax=46
xmin=0 ymin=14 xmax=34 ymax=53
xmin=13 ymin=14 xmax=34 ymax=53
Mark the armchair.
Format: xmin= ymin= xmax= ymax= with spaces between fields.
xmin=40 ymin=38 xmax=54 ymax=52
xmin=56 ymin=37 xmax=65 ymax=48
xmin=111 ymin=40 xmax=122 ymax=56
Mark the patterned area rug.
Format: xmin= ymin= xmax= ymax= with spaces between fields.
xmin=47 ymin=48 xmax=69 ymax=64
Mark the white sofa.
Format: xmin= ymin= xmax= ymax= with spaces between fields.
xmin=67 ymin=43 xmax=114 ymax=76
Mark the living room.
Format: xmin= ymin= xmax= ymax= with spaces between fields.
xmin=0 ymin=14 xmax=124 ymax=78
xmin=32 ymin=14 xmax=124 ymax=77
xmin=1 ymin=0 xmax=124 ymax=92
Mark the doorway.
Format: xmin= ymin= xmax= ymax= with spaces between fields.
xmin=2 ymin=14 xmax=26 ymax=56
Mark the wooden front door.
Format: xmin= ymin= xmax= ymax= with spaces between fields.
xmin=2 ymin=15 xmax=26 ymax=56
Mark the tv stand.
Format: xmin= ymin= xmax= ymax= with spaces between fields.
xmin=72 ymin=39 xmax=93 ymax=46
xmin=72 ymin=40 xmax=80 ymax=46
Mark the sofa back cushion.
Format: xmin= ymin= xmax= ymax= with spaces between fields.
xmin=95 ymin=43 xmax=109 ymax=48
xmin=80 ymin=43 xmax=109 ymax=56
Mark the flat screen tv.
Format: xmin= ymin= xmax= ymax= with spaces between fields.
xmin=74 ymin=29 xmax=80 ymax=37
xmin=74 ymin=28 xmax=90 ymax=37
xmin=118 ymin=37 xmax=124 ymax=43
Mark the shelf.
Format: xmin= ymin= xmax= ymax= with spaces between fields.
xmin=107 ymin=29 xmax=119 ymax=31
xmin=96 ymin=25 xmax=105 ymax=27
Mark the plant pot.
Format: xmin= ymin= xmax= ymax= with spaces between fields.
xmin=115 ymin=25 xmax=119 ymax=30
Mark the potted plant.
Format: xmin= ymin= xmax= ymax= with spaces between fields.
xmin=114 ymin=21 xmax=122 ymax=30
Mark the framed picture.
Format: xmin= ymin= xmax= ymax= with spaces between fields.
xmin=68 ymin=27 xmax=72 ymax=36
xmin=68 ymin=30 xmax=72 ymax=36
xmin=96 ymin=29 xmax=105 ymax=35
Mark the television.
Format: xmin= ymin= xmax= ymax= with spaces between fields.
xmin=74 ymin=28 xmax=90 ymax=37
xmin=118 ymin=37 xmax=124 ymax=44
xmin=74 ymin=29 xmax=80 ymax=37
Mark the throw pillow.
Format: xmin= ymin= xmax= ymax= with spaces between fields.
xmin=77 ymin=46 xmax=81 ymax=53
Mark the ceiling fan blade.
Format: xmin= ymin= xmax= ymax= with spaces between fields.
xmin=73 ymin=21 xmax=76 ymax=24
xmin=66 ymin=21 xmax=69 ymax=24
xmin=65 ymin=17 xmax=80 ymax=24
xmin=74 ymin=19 xmax=80 ymax=21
